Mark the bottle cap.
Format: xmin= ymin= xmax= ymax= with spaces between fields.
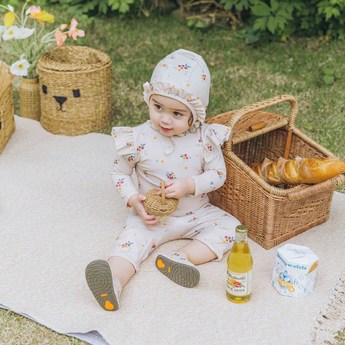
xmin=236 ymin=225 xmax=248 ymax=233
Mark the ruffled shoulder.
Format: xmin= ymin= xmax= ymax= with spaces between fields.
xmin=111 ymin=126 xmax=136 ymax=156
xmin=200 ymin=123 xmax=231 ymax=162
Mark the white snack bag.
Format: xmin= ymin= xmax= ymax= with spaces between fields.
xmin=271 ymin=243 xmax=319 ymax=298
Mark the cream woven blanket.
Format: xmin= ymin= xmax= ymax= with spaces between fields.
xmin=1 ymin=116 xmax=344 ymax=345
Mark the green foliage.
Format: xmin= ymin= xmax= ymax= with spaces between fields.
xmin=320 ymin=67 xmax=341 ymax=85
xmin=221 ymin=0 xmax=255 ymax=11
xmin=42 ymin=0 xmax=176 ymax=24
xmin=47 ymin=0 xmax=136 ymax=14
xmin=184 ymin=0 xmax=345 ymax=42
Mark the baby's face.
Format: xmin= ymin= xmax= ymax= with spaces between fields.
xmin=149 ymin=94 xmax=192 ymax=137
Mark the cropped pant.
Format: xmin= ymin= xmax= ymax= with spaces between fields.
xmin=108 ymin=203 xmax=240 ymax=271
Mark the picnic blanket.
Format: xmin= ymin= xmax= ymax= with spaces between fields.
xmin=1 ymin=116 xmax=344 ymax=345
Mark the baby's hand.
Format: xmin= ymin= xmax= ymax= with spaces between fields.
xmin=163 ymin=178 xmax=195 ymax=199
xmin=128 ymin=194 xmax=160 ymax=227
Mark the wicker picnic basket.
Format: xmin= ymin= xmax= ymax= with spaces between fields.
xmin=37 ymin=46 xmax=112 ymax=135
xmin=206 ymin=94 xmax=345 ymax=249
xmin=0 ymin=61 xmax=15 ymax=154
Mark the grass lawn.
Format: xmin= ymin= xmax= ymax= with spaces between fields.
xmin=1 ymin=11 xmax=345 ymax=344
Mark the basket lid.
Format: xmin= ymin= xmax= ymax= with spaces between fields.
xmin=37 ymin=46 xmax=111 ymax=73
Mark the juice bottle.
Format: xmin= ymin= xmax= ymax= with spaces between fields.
xmin=226 ymin=224 xmax=253 ymax=303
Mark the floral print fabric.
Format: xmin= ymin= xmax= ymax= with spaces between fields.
xmin=109 ymin=120 xmax=240 ymax=270
xmin=111 ymin=120 xmax=231 ymax=215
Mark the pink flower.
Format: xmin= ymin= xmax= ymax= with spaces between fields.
xmin=67 ymin=18 xmax=85 ymax=40
xmin=26 ymin=6 xmax=41 ymax=17
xmin=60 ymin=24 xmax=68 ymax=30
xmin=55 ymin=29 xmax=67 ymax=48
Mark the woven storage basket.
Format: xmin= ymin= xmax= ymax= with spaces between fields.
xmin=37 ymin=46 xmax=112 ymax=135
xmin=0 ymin=62 xmax=15 ymax=153
xmin=206 ymin=94 xmax=345 ymax=249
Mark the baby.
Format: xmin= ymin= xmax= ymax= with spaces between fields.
xmin=85 ymin=49 xmax=240 ymax=311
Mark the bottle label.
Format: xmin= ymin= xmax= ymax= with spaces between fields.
xmin=226 ymin=270 xmax=252 ymax=296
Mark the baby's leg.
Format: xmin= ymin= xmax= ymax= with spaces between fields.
xmin=86 ymin=254 xmax=143 ymax=312
xmin=86 ymin=213 xmax=162 ymax=311
xmin=108 ymin=256 xmax=135 ymax=288
xmin=155 ymin=239 xmax=213 ymax=287
xmin=177 ymin=239 xmax=217 ymax=265
xmin=155 ymin=205 xmax=240 ymax=288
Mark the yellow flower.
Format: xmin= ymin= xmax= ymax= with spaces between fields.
xmin=35 ymin=11 xmax=55 ymax=24
xmin=4 ymin=11 xmax=15 ymax=27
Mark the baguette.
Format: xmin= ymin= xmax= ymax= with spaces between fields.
xmin=250 ymin=157 xmax=345 ymax=185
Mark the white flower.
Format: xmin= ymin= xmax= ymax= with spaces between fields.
xmin=2 ymin=25 xmax=19 ymax=40
xmin=0 ymin=25 xmax=6 ymax=34
xmin=10 ymin=58 xmax=30 ymax=76
xmin=7 ymin=5 xmax=14 ymax=12
xmin=15 ymin=27 xmax=35 ymax=39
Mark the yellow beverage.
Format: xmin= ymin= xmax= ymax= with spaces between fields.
xmin=226 ymin=225 xmax=253 ymax=303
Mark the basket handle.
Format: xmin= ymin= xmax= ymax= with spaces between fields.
xmin=287 ymin=174 xmax=345 ymax=201
xmin=160 ymin=181 xmax=166 ymax=204
xmin=226 ymin=94 xmax=298 ymax=155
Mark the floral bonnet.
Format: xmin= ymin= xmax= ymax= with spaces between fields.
xmin=143 ymin=49 xmax=211 ymax=130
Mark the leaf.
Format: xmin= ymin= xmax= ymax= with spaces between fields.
xmin=237 ymin=0 xmax=252 ymax=11
xmin=141 ymin=8 xmax=150 ymax=17
xmin=277 ymin=15 xmax=287 ymax=30
xmin=325 ymin=7 xmax=334 ymax=20
xmin=277 ymin=8 xmax=293 ymax=20
xmin=322 ymin=67 xmax=333 ymax=75
xmin=323 ymin=75 xmax=334 ymax=85
xmin=252 ymin=3 xmax=271 ymax=17
xmin=267 ymin=16 xmax=278 ymax=33
xmin=244 ymin=29 xmax=261 ymax=44
xmin=220 ymin=0 xmax=237 ymax=10
xmin=108 ymin=0 xmax=120 ymax=10
xmin=99 ymin=2 xmax=108 ymax=14
xmin=119 ymin=2 xmax=130 ymax=13
xmin=270 ymin=0 xmax=279 ymax=13
xmin=253 ymin=17 xmax=268 ymax=31
xmin=195 ymin=21 xmax=206 ymax=28
xmin=332 ymin=7 xmax=340 ymax=17
xmin=187 ymin=19 xmax=195 ymax=27
xmin=334 ymin=71 xmax=341 ymax=78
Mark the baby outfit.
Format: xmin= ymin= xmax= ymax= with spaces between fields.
xmin=109 ymin=120 xmax=240 ymax=271
xmin=86 ymin=49 xmax=239 ymax=311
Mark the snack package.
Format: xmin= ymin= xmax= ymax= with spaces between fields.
xmin=271 ymin=244 xmax=319 ymax=298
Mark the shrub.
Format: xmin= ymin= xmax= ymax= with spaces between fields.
xmin=181 ymin=0 xmax=345 ymax=42
xmin=42 ymin=0 xmax=176 ymax=25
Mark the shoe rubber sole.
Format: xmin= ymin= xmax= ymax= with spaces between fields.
xmin=85 ymin=259 xmax=119 ymax=311
xmin=155 ymin=255 xmax=200 ymax=288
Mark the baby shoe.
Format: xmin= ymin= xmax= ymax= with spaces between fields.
xmin=155 ymin=252 xmax=200 ymax=288
xmin=85 ymin=259 xmax=121 ymax=311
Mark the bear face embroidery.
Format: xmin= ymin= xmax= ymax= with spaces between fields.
xmin=41 ymin=84 xmax=81 ymax=112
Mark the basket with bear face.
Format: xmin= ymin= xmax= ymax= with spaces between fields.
xmin=37 ymin=46 xmax=112 ymax=135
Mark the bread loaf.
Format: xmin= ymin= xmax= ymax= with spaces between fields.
xmin=250 ymin=157 xmax=345 ymax=185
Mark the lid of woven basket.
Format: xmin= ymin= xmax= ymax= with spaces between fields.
xmin=37 ymin=46 xmax=111 ymax=73
xmin=0 ymin=62 xmax=13 ymax=96
xmin=143 ymin=182 xmax=179 ymax=218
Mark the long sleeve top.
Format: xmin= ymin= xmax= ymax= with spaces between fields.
xmin=111 ymin=120 xmax=231 ymax=216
